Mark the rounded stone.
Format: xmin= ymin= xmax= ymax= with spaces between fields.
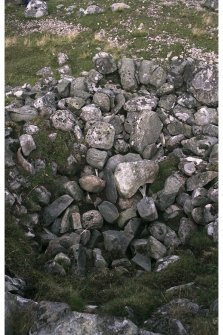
xmin=82 ymin=210 xmax=103 ymax=230
xmin=79 ymin=175 xmax=106 ymax=193
xmin=85 ymin=122 xmax=115 ymax=150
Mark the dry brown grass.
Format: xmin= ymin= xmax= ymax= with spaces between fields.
xmin=5 ymin=36 xmax=17 ymax=48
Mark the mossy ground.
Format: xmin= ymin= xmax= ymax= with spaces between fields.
xmin=5 ymin=0 xmax=217 ymax=86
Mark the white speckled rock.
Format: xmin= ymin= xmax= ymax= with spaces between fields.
xmin=85 ymin=122 xmax=115 ymax=150
xmin=19 ymin=134 xmax=36 ymax=156
xmin=114 ymin=160 xmax=159 ymax=198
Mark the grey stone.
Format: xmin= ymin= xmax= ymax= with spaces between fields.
xmin=80 ymin=229 xmax=91 ymax=245
xmin=93 ymin=248 xmax=108 ymax=268
xmin=112 ymin=258 xmax=132 ymax=269
xmin=149 ymin=222 xmax=167 ymax=242
xmin=203 ymin=124 xmax=218 ymax=137
xmin=114 ymin=160 xmax=159 ymax=198
xmin=191 ymin=188 xmax=208 ymax=206
xmin=177 ymin=93 xmax=198 ymax=109
xmin=82 ymin=210 xmax=103 ymax=230
xmin=82 ymin=5 xmax=104 ymax=15
xmin=165 ymin=282 xmax=195 ymax=294
xmin=71 ymin=212 xmax=82 ymax=230
xmin=189 ymin=66 xmax=218 ymax=107
xmin=119 ymin=57 xmax=138 ymax=91
xmin=207 ymin=220 xmax=218 ymax=242
xmin=147 ymin=236 xmax=167 ymax=260
xmin=85 ymin=122 xmax=115 ymax=150
xmin=124 ymin=218 xmax=142 ymax=237
xmin=5 ymin=190 xmax=15 ymax=207
xmin=130 ymin=239 xmax=148 ymax=255
xmin=86 ymin=148 xmax=107 ymax=169
xmin=167 ymin=118 xmax=192 ymax=138
xmin=130 ymin=110 xmax=163 ymax=153
xmin=103 ymin=230 xmax=132 ymax=257
xmin=132 ymin=253 xmax=151 ymax=271
xmin=43 ymin=195 xmax=74 ymax=226
xmin=124 ymin=95 xmax=158 ymax=112
xmin=204 ymin=204 xmax=217 ymax=223
xmin=79 ymin=175 xmax=105 ymax=193
xmin=209 ymin=144 xmax=218 ymax=163
xmin=8 ymin=105 xmax=38 ymax=122
xmin=57 ymin=79 xmax=71 ymax=98
xmin=71 ymin=243 xmax=87 ymax=275
xmin=33 ymin=186 xmax=51 ymax=205
xmin=172 ymin=104 xmax=195 ymax=123
xmin=114 ymin=139 xmax=130 ymax=154
xmin=50 ymin=110 xmax=75 ymax=131
xmin=191 ymin=207 xmax=204 ymax=224
xmin=98 ymin=201 xmax=119 ymax=223
xmin=138 ymin=60 xmax=167 ymax=88
xmin=202 ymin=0 xmax=218 ymax=11
xmin=117 ymin=207 xmax=137 ymax=228
xmin=25 ymin=0 xmax=48 ymax=18
xmin=142 ymin=144 xmax=158 ymax=160
xmin=186 ymin=171 xmax=218 ymax=191
xmin=104 ymin=169 xmax=118 ymax=203
xmin=137 ymin=197 xmax=158 ymax=222
xmin=80 ymin=104 xmax=102 ymax=122
xmin=169 ymin=319 xmax=187 ymax=335
xmin=178 ymin=218 xmax=196 ymax=244
xmin=155 ymin=255 xmax=180 ymax=272
xmin=46 ymin=233 xmax=80 ymax=258
xmin=163 ymin=228 xmax=181 ymax=249
xmin=111 ymin=3 xmax=131 ymax=11
xmin=87 ymin=230 xmax=102 ymax=249
xmin=19 ymin=134 xmax=36 ymax=156
xmin=158 ymin=94 xmax=176 ymax=110
xmin=54 ymin=252 xmax=71 ymax=268
xmin=157 ymin=173 xmax=185 ymax=210
xmin=194 ymin=106 xmax=218 ymax=126
xmin=63 ymin=181 xmax=84 ymax=202
xmin=93 ymin=92 xmax=111 ymax=113
xmin=65 ymin=97 xmax=85 ymax=112
xmin=57 ymin=52 xmax=69 ymax=66
xmin=93 ymin=52 xmax=117 ymax=74
xmin=208 ymin=186 xmax=218 ymax=203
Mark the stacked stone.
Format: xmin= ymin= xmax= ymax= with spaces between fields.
xmin=5 ymin=52 xmax=218 ymax=277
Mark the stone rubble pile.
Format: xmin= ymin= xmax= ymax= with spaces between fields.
xmin=5 ymin=51 xmax=218 ymax=279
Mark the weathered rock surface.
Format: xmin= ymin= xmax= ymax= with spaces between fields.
xmin=25 ymin=0 xmax=48 ymax=18
xmin=85 ymin=122 xmax=115 ymax=150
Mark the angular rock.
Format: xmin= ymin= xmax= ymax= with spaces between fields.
xmin=157 ymin=173 xmax=185 ymax=211
xmin=119 ymin=57 xmax=138 ymax=91
xmin=117 ymin=207 xmax=137 ymax=228
xmin=138 ymin=60 xmax=167 ymax=88
xmin=8 ymin=105 xmax=38 ymax=122
xmin=86 ymin=148 xmax=108 ymax=169
xmin=149 ymin=222 xmax=167 ymax=242
xmin=189 ymin=66 xmax=218 ymax=107
xmin=155 ymin=255 xmax=180 ymax=272
xmin=71 ymin=212 xmax=82 ymax=230
xmin=114 ymin=160 xmax=159 ymax=198
xmin=85 ymin=122 xmax=115 ymax=150
xmin=130 ymin=239 xmax=148 ymax=255
xmin=63 ymin=181 xmax=84 ymax=202
xmin=103 ymin=230 xmax=132 ymax=257
xmin=186 ymin=171 xmax=218 ymax=191
xmin=147 ymin=236 xmax=167 ymax=260
xmin=43 ymin=195 xmax=74 ymax=226
xmin=98 ymin=201 xmax=119 ymax=223
xmin=80 ymin=104 xmax=102 ymax=122
xmin=57 ymin=79 xmax=70 ymax=98
xmin=93 ymin=52 xmax=117 ymax=74
xmin=33 ymin=186 xmax=51 ymax=205
xmin=93 ymin=92 xmax=111 ymax=113
xmin=124 ymin=95 xmax=158 ymax=112
xmin=46 ymin=233 xmax=80 ymax=257
xmin=132 ymin=253 xmax=151 ymax=271
xmin=82 ymin=210 xmax=103 ymax=230
xmin=19 ymin=134 xmax=36 ymax=157
xmin=50 ymin=110 xmax=75 ymax=131
xmin=202 ymin=0 xmax=218 ymax=11
xmin=79 ymin=175 xmax=106 ymax=193
xmin=137 ymin=197 xmax=158 ymax=222
xmin=93 ymin=248 xmax=108 ymax=268
xmin=130 ymin=110 xmax=163 ymax=153
xmin=178 ymin=218 xmax=196 ymax=244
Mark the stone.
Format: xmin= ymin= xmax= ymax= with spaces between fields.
xmin=189 ymin=66 xmax=218 ymax=107
xmin=8 ymin=105 xmax=38 ymax=122
xmin=114 ymin=160 xmax=159 ymax=198
xmin=124 ymin=95 xmax=158 ymax=112
xmin=46 ymin=233 xmax=80 ymax=258
xmin=57 ymin=79 xmax=71 ymax=98
xmin=155 ymin=255 xmax=180 ymax=272
xmin=157 ymin=173 xmax=185 ymax=211
xmin=132 ymin=253 xmax=151 ymax=271
xmin=93 ymin=92 xmax=111 ymax=113
xmin=117 ymin=207 xmax=137 ymax=228
xmin=57 ymin=53 xmax=69 ymax=66
xmin=203 ymin=204 xmax=217 ymax=223
xmin=194 ymin=106 xmax=218 ymax=126
xmin=169 ymin=319 xmax=187 ymax=335
xmin=93 ymin=52 xmax=117 ymax=74
xmin=209 ymin=144 xmax=218 ymax=163
xmin=63 ymin=181 xmax=84 ymax=202
xmin=207 ymin=220 xmax=218 ymax=242
xmin=19 ymin=134 xmax=36 ymax=156
xmin=82 ymin=5 xmax=104 ymax=16
xmin=192 ymin=207 xmax=204 ymax=224
xmin=118 ymin=57 xmax=138 ymax=91
xmin=25 ymin=0 xmax=48 ymax=18
xmin=93 ymin=248 xmax=108 ymax=268
xmin=85 ymin=122 xmax=115 ymax=150
xmin=50 ymin=110 xmax=75 ymax=131
xmin=79 ymin=175 xmax=106 ymax=193
xmin=86 ymin=148 xmax=108 ymax=169
xmin=33 ymin=186 xmax=51 ymax=205
xmin=191 ymin=188 xmax=208 ymax=206
xmin=98 ymin=201 xmax=119 ymax=223
xmin=137 ymin=197 xmax=158 ymax=222
xmin=54 ymin=252 xmax=71 ymax=268
xmin=71 ymin=212 xmax=82 ymax=230
xmin=71 ymin=243 xmax=87 ymax=275
xmin=149 ymin=222 xmax=167 ymax=242
xmin=87 ymin=230 xmax=102 ymax=249
xmin=130 ymin=110 xmax=163 ymax=153
xmin=130 ymin=239 xmax=148 ymax=255
xmin=124 ymin=218 xmax=142 ymax=237
xmin=82 ymin=210 xmax=103 ymax=230
xmin=142 ymin=144 xmax=158 ymax=160
xmin=163 ymin=228 xmax=181 ymax=249
xmin=80 ymin=104 xmax=102 ymax=122
xmin=112 ymin=258 xmax=132 ymax=269
xmin=138 ymin=60 xmax=167 ymax=88
xmin=202 ymin=0 xmax=218 ymax=11
xmin=65 ymin=97 xmax=85 ymax=112
xmin=103 ymin=230 xmax=132 ymax=257
xmin=111 ymin=3 xmax=130 ymax=12
xmin=186 ymin=171 xmax=218 ymax=191
xmin=178 ymin=218 xmax=196 ymax=244
xmin=43 ymin=195 xmax=74 ymax=226
xmin=147 ymin=236 xmax=167 ymax=260
xmin=158 ymin=94 xmax=176 ymax=110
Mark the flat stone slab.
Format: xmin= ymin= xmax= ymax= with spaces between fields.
xmin=43 ymin=195 xmax=74 ymax=226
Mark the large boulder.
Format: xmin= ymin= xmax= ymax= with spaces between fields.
xmin=114 ymin=160 xmax=159 ymax=198
xmin=138 ymin=60 xmax=167 ymax=88
xmin=93 ymin=52 xmax=117 ymax=74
